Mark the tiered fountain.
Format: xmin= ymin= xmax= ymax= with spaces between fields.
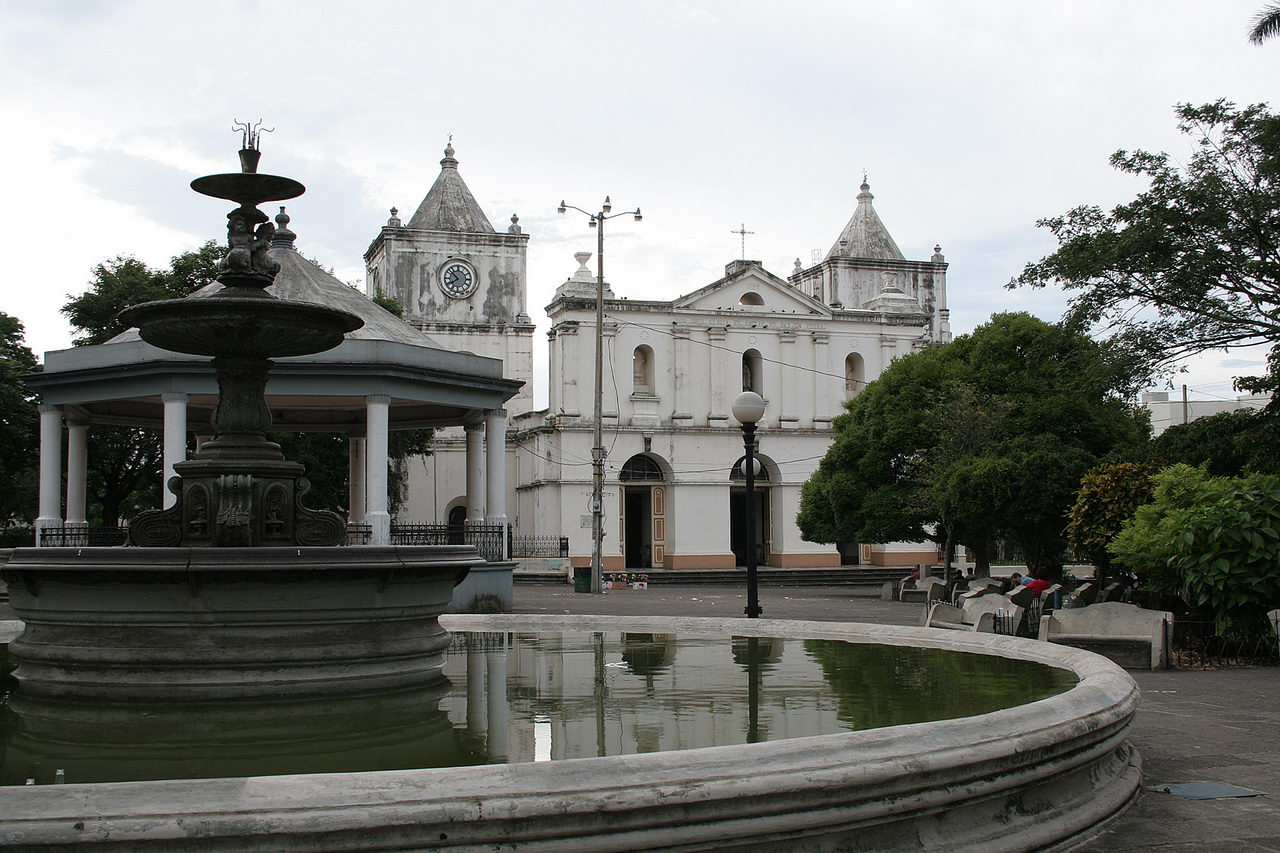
xmin=3 ymin=126 xmax=481 ymax=703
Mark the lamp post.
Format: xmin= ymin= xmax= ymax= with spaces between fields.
xmin=558 ymin=196 xmax=643 ymax=594
xmin=732 ymin=390 xmax=766 ymax=618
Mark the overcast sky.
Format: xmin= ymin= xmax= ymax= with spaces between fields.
xmin=2 ymin=0 xmax=1275 ymax=408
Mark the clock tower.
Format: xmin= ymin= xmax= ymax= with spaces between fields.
xmin=364 ymin=142 xmax=534 ymax=414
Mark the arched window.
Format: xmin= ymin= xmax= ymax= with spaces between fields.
xmin=633 ymin=345 xmax=654 ymax=394
xmin=739 ymin=291 xmax=764 ymax=306
xmin=620 ymin=454 xmax=664 ymax=481
xmin=844 ymin=352 xmax=865 ymax=399
xmin=742 ymin=349 xmax=762 ymax=394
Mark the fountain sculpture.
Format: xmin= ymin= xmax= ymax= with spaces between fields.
xmin=2 ymin=124 xmax=481 ymax=703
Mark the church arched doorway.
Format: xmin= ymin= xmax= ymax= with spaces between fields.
xmin=729 ymin=456 xmax=771 ymax=567
xmin=619 ymin=454 xmax=667 ymax=569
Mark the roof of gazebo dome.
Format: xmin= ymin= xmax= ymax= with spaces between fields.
xmin=29 ymin=209 xmax=520 ymax=434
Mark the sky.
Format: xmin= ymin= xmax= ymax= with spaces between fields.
xmin=2 ymin=0 xmax=1276 ymax=410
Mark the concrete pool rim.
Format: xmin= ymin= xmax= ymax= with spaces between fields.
xmin=0 ymin=613 xmax=1140 ymax=852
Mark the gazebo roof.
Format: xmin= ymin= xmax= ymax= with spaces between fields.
xmin=30 ymin=210 xmax=521 ymax=433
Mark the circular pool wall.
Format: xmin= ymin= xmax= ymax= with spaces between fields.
xmin=0 ymin=615 xmax=1140 ymax=852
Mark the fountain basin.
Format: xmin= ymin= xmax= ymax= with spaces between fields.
xmin=1 ymin=545 xmax=480 ymax=701
xmin=0 ymin=614 xmax=1139 ymax=851
xmin=119 ymin=296 xmax=362 ymax=358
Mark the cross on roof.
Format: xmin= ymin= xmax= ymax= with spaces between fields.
xmin=731 ymin=222 xmax=755 ymax=259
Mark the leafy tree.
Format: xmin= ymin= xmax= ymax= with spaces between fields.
xmin=1012 ymin=101 xmax=1280 ymax=403
xmin=1108 ymin=464 xmax=1220 ymax=590
xmin=1148 ymin=409 xmax=1280 ymax=476
xmin=1066 ymin=462 xmax=1158 ymax=579
xmin=798 ymin=312 xmax=1149 ymax=578
xmin=0 ymin=312 xmax=39 ymax=535
xmin=1171 ymin=473 xmax=1280 ymax=632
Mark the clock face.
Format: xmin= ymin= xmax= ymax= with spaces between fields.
xmin=440 ymin=261 xmax=476 ymax=298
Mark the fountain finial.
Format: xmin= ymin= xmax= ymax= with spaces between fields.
xmin=233 ymin=119 xmax=274 ymax=173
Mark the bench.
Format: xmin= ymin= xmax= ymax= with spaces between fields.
xmin=1038 ymin=601 xmax=1174 ymax=669
xmin=925 ymin=593 xmax=1026 ymax=634
xmin=900 ymin=576 xmax=945 ymax=604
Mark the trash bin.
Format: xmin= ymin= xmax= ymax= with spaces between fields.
xmin=573 ymin=566 xmax=591 ymax=593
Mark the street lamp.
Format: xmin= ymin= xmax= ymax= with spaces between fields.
xmin=732 ymin=390 xmax=766 ymax=618
xmin=559 ymin=196 xmax=643 ymax=594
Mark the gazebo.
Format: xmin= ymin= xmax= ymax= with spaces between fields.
xmin=27 ymin=209 xmax=522 ymax=549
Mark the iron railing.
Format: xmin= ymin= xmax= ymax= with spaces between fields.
xmin=511 ymin=534 xmax=569 ymax=558
xmin=37 ymin=526 xmax=129 ymax=547
xmin=1170 ymin=619 xmax=1280 ymax=669
xmin=391 ymin=523 xmax=508 ymax=562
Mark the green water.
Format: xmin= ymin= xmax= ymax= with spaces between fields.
xmin=0 ymin=632 xmax=1073 ymax=786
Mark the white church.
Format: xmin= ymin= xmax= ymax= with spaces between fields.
xmin=366 ymin=144 xmax=950 ymax=571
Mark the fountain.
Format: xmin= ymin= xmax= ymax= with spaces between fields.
xmin=0 ymin=128 xmax=1141 ymax=851
xmin=2 ymin=125 xmax=481 ymax=703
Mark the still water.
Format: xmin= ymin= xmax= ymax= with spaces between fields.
xmin=0 ymin=632 xmax=1074 ymax=786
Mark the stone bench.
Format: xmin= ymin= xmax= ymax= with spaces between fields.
xmin=925 ymin=593 xmax=1025 ymax=634
xmin=900 ymin=576 xmax=945 ymax=604
xmin=1038 ymin=601 xmax=1174 ymax=669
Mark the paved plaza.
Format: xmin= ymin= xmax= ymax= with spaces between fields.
xmin=512 ymin=583 xmax=1280 ymax=852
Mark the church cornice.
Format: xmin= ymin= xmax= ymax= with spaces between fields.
xmin=364 ymin=227 xmax=528 ymax=261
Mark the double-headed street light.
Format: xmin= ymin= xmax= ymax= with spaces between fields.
xmin=558 ymin=196 xmax=642 ymax=595
xmin=732 ymin=390 xmax=767 ymax=618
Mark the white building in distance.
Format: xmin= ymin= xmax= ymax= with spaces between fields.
xmin=370 ymin=148 xmax=949 ymax=570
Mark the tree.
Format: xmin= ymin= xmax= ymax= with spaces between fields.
xmin=1108 ymin=464 xmax=1220 ymax=591
xmin=1012 ymin=102 xmax=1280 ymax=403
xmin=0 ymin=312 xmax=39 ymax=539
xmin=1066 ymin=462 xmax=1158 ymax=579
xmin=1148 ymin=408 xmax=1280 ymax=476
xmin=798 ymin=313 xmax=1149 ymax=578
xmin=1250 ymin=3 xmax=1280 ymax=43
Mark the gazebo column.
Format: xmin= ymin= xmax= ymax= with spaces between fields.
xmin=365 ymin=395 xmax=391 ymax=545
xmin=348 ymin=435 xmax=367 ymax=524
xmin=64 ymin=420 xmax=89 ymax=528
xmin=162 ymin=392 xmax=188 ymax=509
xmin=465 ymin=421 xmax=486 ymax=523
xmin=485 ymin=409 xmax=508 ymax=558
xmin=35 ymin=404 xmax=63 ymax=545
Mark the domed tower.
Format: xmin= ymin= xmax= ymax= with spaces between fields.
xmin=364 ymin=142 xmax=534 ymax=413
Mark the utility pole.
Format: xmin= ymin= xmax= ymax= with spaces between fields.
xmin=558 ymin=196 xmax=642 ymax=593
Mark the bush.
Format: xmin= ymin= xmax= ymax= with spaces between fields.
xmin=1171 ymin=473 xmax=1280 ymax=632
xmin=1067 ymin=462 xmax=1157 ymax=571
xmin=1108 ymin=464 xmax=1220 ymax=590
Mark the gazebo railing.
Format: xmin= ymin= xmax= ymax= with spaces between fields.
xmin=512 ymin=534 xmax=570 ymax=558
xmin=390 ymin=523 xmax=509 ymax=562
xmin=38 ymin=526 xmax=129 ymax=547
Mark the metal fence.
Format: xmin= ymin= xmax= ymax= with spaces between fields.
xmin=390 ymin=523 xmax=508 ymax=562
xmin=37 ymin=526 xmax=129 ymax=547
xmin=1170 ymin=619 xmax=1280 ymax=669
xmin=511 ymin=534 xmax=569 ymax=558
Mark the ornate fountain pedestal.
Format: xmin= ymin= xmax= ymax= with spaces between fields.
xmin=4 ymin=134 xmax=481 ymax=703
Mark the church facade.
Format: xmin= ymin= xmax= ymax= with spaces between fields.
xmin=369 ymin=148 xmax=948 ymax=568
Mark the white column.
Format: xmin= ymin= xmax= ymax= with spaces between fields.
xmin=365 ymin=395 xmax=391 ymax=545
xmin=779 ymin=332 xmax=797 ymax=428
xmin=672 ymin=326 xmax=692 ymax=421
xmin=162 ymin=392 xmax=188 ymax=509
xmin=707 ymin=327 xmax=728 ymax=421
xmin=35 ymin=404 xmax=63 ymax=543
xmin=465 ymin=421 xmax=486 ymax=523
xmin=65 ymin=421 xmax=89 ymax=526
xmin=348 ymin=436 xmax=367 ymax=524
xmin=811 ymin=333 xmax=830 ymax=424
xmin=560 ymin=325 xmax=580 ymax=416
xmin=485 ymin=408 xmax=508 ymax=537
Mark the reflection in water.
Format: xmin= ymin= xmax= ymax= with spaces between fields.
xmin=0 ymin=632 xmax=1074 ymax=786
